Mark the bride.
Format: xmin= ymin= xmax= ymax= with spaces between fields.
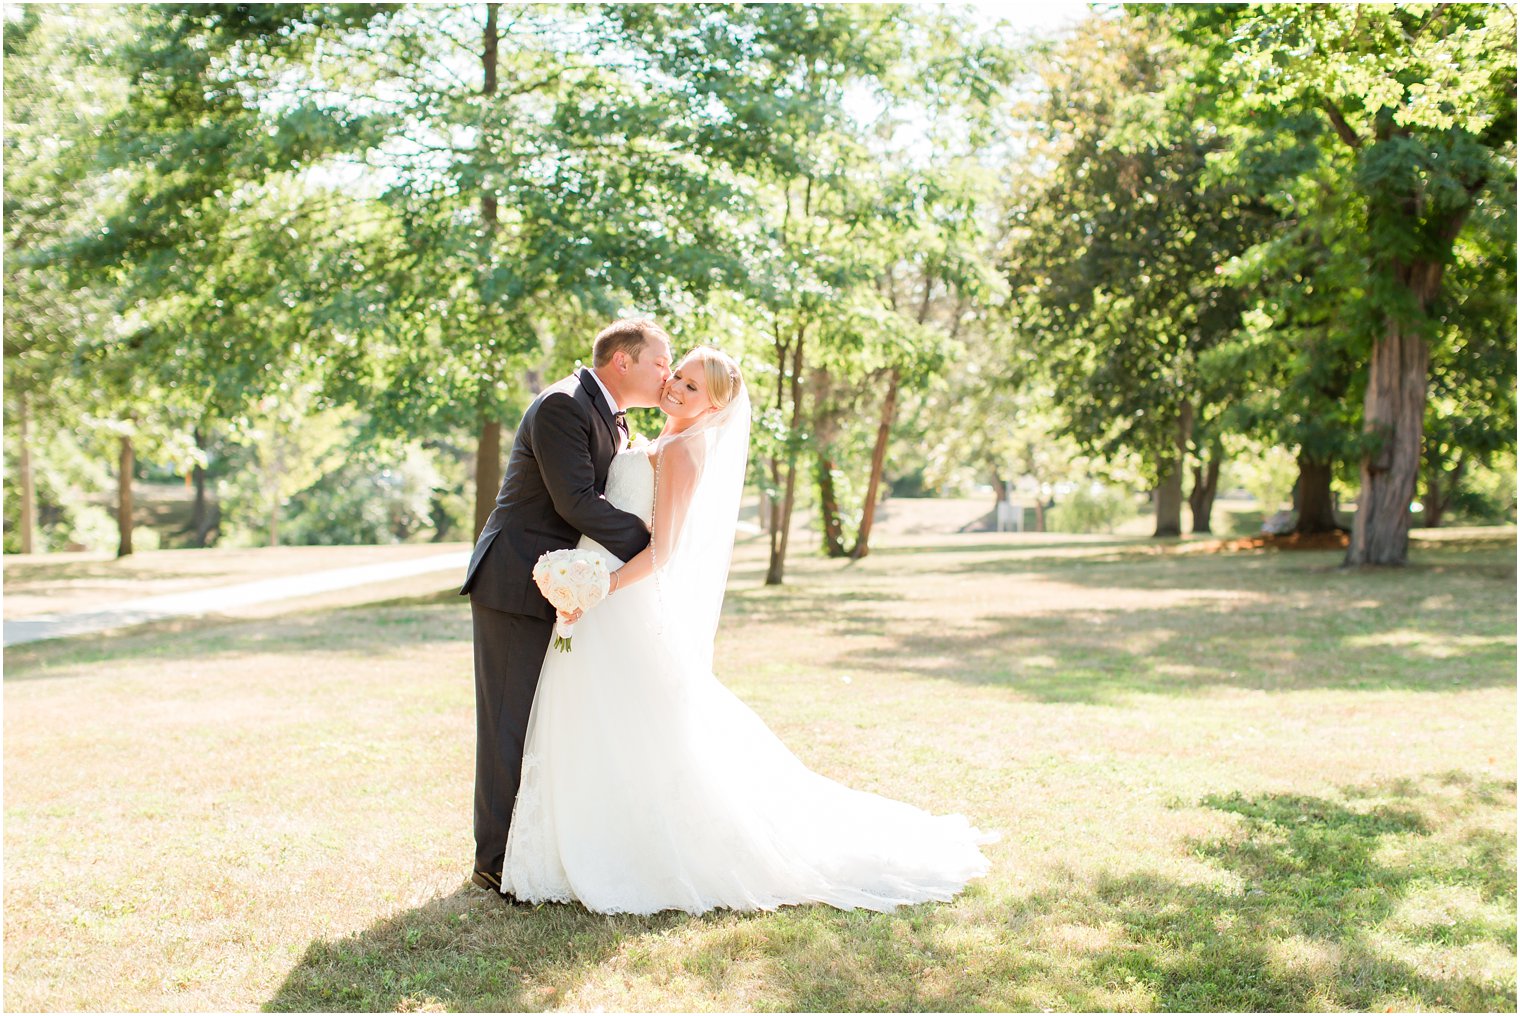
xmin=502 ymin=346 xmax=993 ymax=914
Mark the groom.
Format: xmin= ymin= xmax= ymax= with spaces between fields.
xmin=460 ymin=318 xmax=672 ymax=897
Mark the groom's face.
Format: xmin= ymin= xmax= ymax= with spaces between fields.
xmin=622 ymin=338 xmax=673 ymax=409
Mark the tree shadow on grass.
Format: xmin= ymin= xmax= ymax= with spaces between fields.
xmin=824 ymin=592 xmax=1516 ymax=702
xmin=266 ymin=884 xmax=689 ymax=1012
xmin=266 ymin=776 xmax=1514 ymax=1012
xmin=1042 ymin=779 xmax=1516 ymax=1012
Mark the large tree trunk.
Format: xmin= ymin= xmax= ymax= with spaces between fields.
xmin=1295 ymin=454 xmax=1340 ymax=534
xmin=473 ymin=417 xmax=502 ymax=539
xmin=18 ymin=393 xmax=36 ymax=554
xmin=765 ymin=328 xmax=806 ymax=585
xmin=116 ymin=434 xmax=134 ymax=558
xmin=1347 ymin=265 xmax=1443 ymax=565
xmin=1188 ymin=447 xmax=1221 ymax=535
xmin=1346 ymin=173 xmax=1472 ymax=563
xmin=850 ymin=367 xmax=899 ymax=559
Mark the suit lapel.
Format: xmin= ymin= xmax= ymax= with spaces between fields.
xmin=577 ymin=368 xmax=620 ymax=450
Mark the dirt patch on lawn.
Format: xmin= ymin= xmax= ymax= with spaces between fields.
xmin=1177 ymin=531 xmax=1352 ymax=555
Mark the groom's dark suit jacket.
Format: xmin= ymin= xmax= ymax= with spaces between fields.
xmin=461 ymin=368 xmax=651 ymax=620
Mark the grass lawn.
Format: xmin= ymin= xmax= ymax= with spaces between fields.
xmin=4 ymin=529 xmax=1515 ymax=1012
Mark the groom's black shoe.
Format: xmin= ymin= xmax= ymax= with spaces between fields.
xmin=471 ymin=869 xmax=505 ymax=894
xmin=471 ymin=870 xmax=532 ymax=906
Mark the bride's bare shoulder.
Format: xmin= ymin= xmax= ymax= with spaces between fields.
xmin=651 ymin=440 xmax=702 ymax=493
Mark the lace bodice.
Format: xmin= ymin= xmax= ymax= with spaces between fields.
xmin=604 ymin=448 xmax=655 ymax=526
xmin=577 ymin=450 xmax=654 ymax=566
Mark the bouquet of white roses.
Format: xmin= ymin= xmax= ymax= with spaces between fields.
xmin=532 ymin=548 xmax=611 ymax=652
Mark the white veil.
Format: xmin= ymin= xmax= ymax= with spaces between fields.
xmin=648 ymin=382 xmax=752 ymax=673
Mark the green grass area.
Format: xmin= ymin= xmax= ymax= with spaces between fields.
xmin=4 ymin=531 xmax=1515 ymax=1011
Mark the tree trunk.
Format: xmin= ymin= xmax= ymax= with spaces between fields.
xmin=469 ymin=5 xmax=503 ymax=543
xmin=1153 ymin=465 xmax=1184 ymax=538
xmin=1345 ymin=170 xmax=1471 ymax=563
xmin=474 ymin=417 xmax=502 ymax=540
xmin=1153 ymin=404 xmax=1190 ymax=538
xmin=810 ymin=367 xmax=846 ymax=557
xmin=765 ymin=329 xmax=806 ymax=585
xmin=192 ymin=425 xmax=214 ymax=547
xmin=18 ymin=393 xmax=36 ymax=554
xmin=1188 ymin=448 xmax=1221 ymax=535
xmin=1346 ymin=259 xmax=1446 ymax=565
xmin=849 ymin=367 xmax=899 ymax=559
xmin=1295 ymin=454 xmax=1340 ymax=534
xmin=116 ymin=434 xmax=134 ymax=558
xmin=766 ymin=451 xmax=800 ymax=585
xmin=816 ymin=452 xmax=846 ymax=557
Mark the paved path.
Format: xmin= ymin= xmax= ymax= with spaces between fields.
xmin=3 ymin=551 xmax=469 ymax=647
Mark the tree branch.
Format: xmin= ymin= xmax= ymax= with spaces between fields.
xmin=1409 ymin=3 xmax=1453 ymax=41
xmin=1321 ymin=98 xmax=1363 ymax=149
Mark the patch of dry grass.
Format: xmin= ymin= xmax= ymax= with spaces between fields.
xmin=3 ymin=530 xmax=1514 ymax=1011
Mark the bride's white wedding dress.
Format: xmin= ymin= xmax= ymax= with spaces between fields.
xmin=502 ymin=446 xmax=993 ymax=915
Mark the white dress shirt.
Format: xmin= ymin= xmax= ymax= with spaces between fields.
xmin=585 ymin=367 xmax=625 ymax=451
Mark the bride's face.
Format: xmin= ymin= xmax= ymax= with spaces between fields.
xmin=659 ymin=359 xmax=716 ymax=419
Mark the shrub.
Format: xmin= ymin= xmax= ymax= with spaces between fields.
xmin=1046 ymin=483 xmax=1136 ymax=533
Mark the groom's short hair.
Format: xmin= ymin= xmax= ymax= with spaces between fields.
xmin=592 ymin=318 xmax=671 ymax=367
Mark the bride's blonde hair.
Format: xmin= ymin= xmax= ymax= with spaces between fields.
xmin=683 ymin=346 xmax=744 ymax=411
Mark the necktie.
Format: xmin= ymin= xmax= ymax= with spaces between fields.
xmin=613 ymin=410 xmax=629 ymax=446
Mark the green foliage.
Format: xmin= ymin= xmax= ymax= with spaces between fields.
xmin=8 ymin=4 xmax=1515 ymax=565
xmin=0 ymin=402 xmax=125 ymax=553
xmin=1224 ymin=443 xmax=1301 ymax=513
xmin=280 ymin=445 xmax=444 ymax=546
xmin=1007 ymin=13 xmax=1273 ymax=482
xmin=214 ymin=387 xmax=351 ymax=545
xmin=1045 ymin=483 xmax=1138 ymax=534
xmin=1443 ymin=457 xmax=1519 ymax=527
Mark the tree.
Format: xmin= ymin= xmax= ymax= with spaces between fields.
xmin=1008 ymin=13 xmax=1270 ymax=538
xmin=1202 ymin=150 xmax=1368 ymax=536
xmin=608 ymin=4 xmax=913 ymax=584
xmin=3 ymin=5 xmax=127 ymax=554
xmin=27 ymin=4 xmax=400 ymax=555
xmin=1421 ymin=192 xmax=1518 ymax=526
xmin=1178 ymin=4 xmax=1517 ymax=564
